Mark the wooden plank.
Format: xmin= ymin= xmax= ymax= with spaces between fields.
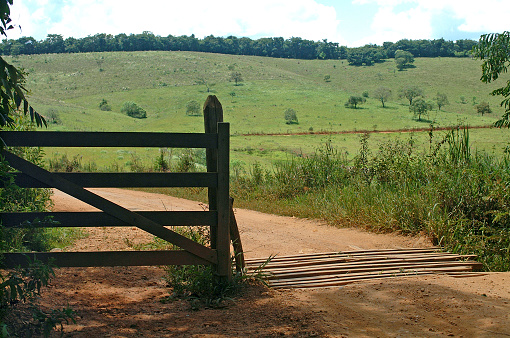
xmin=270 ymin=271 xmax=448 ymax=289
xmin=2 ymin=250 xmax=212 ymax=268
xmin=2 ymin=151 xmax=217 ymax=264
xmin=0 ymin=211 xmax=218 ymax=228
xmin=269 ymin=266 xmax=476 ymax=286
xmin=0 ymin=131 xmax=217 ymax=148
xmin=270 ymin=267 xmax=476 ymax=289
xmin=249 ymin=255 xmax=479 ymax=271
xmin=245 ymin=248 xmax=441 ymax=264
xmin=265 ymin=259 xmax=483 ymax=277
xmin=216 ymin=122 xmax=231 ymax=279
xmin=246 ymin=252 xmax=459 ymax=268
xmin=270 ymin=270 xmax=436 ymax=287
xmin=266 ymin=261 xmax=482 ymax=280
xmin=14 ymin=172 xmax=217 ymax=188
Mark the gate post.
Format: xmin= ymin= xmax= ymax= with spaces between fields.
xmin=203 ymin=95 xmax=223 ymax=250
xmin=203 ymin=95 xmax=231 ymax=280
xmin=216 ymin=122 xmax=231 ymax=280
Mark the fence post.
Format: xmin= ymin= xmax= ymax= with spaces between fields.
xmin=216 ymin=122 xmax=231 ymax=280
xmin=203 ymin=95 xmax=223 ymax=250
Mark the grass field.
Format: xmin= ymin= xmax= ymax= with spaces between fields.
xmin=7 ymin=51 xmax=510 ymax=169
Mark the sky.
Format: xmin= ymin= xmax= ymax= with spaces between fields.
xmin=7 ymin=0 xmax=510 ymax=47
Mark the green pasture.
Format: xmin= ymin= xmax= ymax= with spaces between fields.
xmin=42 ymin=127 xmax=510 ymax=172
xmin=7 ymin=51 xmax=510 ymax=167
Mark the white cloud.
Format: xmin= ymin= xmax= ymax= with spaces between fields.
xmin=359 ymin=5 xmax=432 ymax=45
xmin=352 ymin=0 xmax=510 ymax=46
xmin=8 ymin=0 xmax=346 ymax=44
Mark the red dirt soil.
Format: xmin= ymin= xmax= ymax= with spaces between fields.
xmin=33 ymin=188 xmax=510 ymax=337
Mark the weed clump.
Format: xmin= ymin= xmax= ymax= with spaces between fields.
xmin=162 ymin=227 xmax=270 ymax=310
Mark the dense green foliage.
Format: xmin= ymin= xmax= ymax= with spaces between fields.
xmin=121 ymin=101 xmax=147 ymax=119
xmin=1 ymin=32 xmax=476 ymax=64
xmin=0 ymin=1 xmax=44 ymax=131
xmin=472 ymin=31 xmax=510 ymax=127
xmin=0 ymin=116 xmax=53 ymax=252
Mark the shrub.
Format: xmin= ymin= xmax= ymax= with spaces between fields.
xmin=154 ymin=149 xmax=171 ymax=172
xmin=99 ymin=99 xmax=111 ymax=111
xmin=163 ymin=227 xmax=270 ymax=310
xmin=284 ymin=108 xmax=298 ymax=124
xmin=185 ymin=100 xmax=201 ymax=116
xmin=121 ymin=101 xmax=147 ymax=119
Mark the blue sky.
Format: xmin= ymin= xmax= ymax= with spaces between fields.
xmin=8 ymin=0 xmax=510 ymax=47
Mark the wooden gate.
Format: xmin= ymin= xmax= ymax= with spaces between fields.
xmin=0 ymin=95 xmax=232 ymax=279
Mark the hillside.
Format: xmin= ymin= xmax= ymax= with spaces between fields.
xmin=8 ymin=51 xmax=510 ymax=167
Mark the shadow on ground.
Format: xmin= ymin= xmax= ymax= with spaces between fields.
xmin=37 ymin=266 xmax=329 ymax=337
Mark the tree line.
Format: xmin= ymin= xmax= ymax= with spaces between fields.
xmin=0 ymin=32 xmax=477 ymax=64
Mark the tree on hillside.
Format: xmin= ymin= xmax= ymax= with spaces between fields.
xmin=410 ymin=98 xmax=433 ymax=121
xmin=229 ymin=71 xmax=243 ymax=86
xmin=434 ymin=92 xmax=449 ymax=110
xmin=374 ymin=87 xmax=392 ymax=107
xmin=399 ymin=86 xmax=423 ymax=105
xmin=394 ymin=50 xmax=415 ymax=70
xmin=284 ymin=108 xmax=298 ymax=124
xmin=185 ymin=100 xmax=201 ymax=116
xmin=344 ymin=96 xmax=366 ymax=109
xmin=195 ymin=77 xmax=214 ymax=92
xmin=475 ymin=101 xmax=492 ymax=116
xmin=121 ymin=101 xmax=147 ymax=118
xmin=472 ymin=31 xmax=510 ymax=127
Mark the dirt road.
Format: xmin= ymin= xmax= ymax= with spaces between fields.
xmin=38 ymin=188 xmax=509 ymax=337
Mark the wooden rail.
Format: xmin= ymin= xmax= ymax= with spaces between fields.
xmin=0 ymin=95 xmax=233 ymax=280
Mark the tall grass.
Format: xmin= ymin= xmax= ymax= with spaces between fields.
xmin=230 ymin=127 xmax=510 ymax=271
